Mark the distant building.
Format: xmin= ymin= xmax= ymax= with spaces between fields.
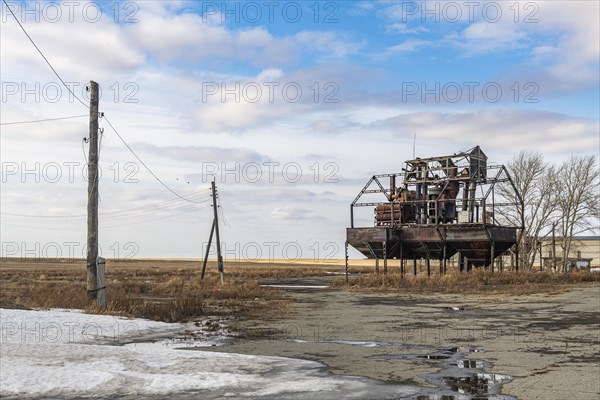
xmin=537 ymin=236 xmax=599 ymax=269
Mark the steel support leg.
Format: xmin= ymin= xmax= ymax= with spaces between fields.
xmin=490 ymin=242 xmax=495 ymax=272
xmin=383 ymin=241 xmax=388 ymax=275
xmin=413 ymin=256 xmax=417 ymax=276
xmin=442 ymin=245 xmax=447 ymax=275
xmin=400 ymin=242 xmax=404 ymax=277
xmin=345 ymin=241 xmax=349 ymax=282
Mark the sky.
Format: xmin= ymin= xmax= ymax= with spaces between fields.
xmin=1 ymin=0 xmax=599 ymax=261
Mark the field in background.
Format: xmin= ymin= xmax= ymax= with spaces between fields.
xmin=1 ymin=258 xmax=598 ymax=323
xmin=0 ymin=258 xmax=358 ymax=322
xmin=334 ymin=269 xmax=600 ymax=295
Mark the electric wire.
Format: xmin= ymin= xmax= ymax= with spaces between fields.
xmin=81 ymin=137 xmax=89 ymax=164
xmin=217 ymin=193 xmax=230 ymax=227
xmin=2 ymin=189 xmax=212 ymax=219
xmin=3 ymin=0 xmax=214 ymax=226
xmin=102 ymin=115 xmax=208 ymax=204
xmin=0 ymin=114 xmax=88 ymax=126
xmin=1 ymin=203 xmax=212 ymax=230
xmin=2 ymin=0 xmax=89 ymax=109
xmin=0 ymin=192 xmax=212 ymax=222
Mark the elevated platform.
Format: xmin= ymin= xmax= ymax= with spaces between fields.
xmin=347 ymin=224 xmax=518 ymax=268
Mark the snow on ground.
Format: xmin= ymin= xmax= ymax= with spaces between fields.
xmin=0 ymin=308 xmax=418 ymax=399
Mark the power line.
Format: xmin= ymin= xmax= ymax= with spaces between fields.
xmin=81 ymin=137 xmax=89 ymax=165
xmin=217 ymin=192 xmax=230 ymax=227
xmin=0 ymin=191 xmax=212 ymax=221
xmin=102 ymin=115 xmax=208 ymax=204
xmin=4 ymin=0 xmax=208 ymax=210
xmin=1 ymin=203 xmax=213 ymax=230
xmin=2 ymin=0 xmax=89 ymax=109
xmin=0 ymin=114 xmax=88 ymax=126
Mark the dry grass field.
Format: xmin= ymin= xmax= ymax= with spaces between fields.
xmin=333 ymin=268 xmax=600 ymax=295
xmin=0 ymin=258 xmax=352 ymax=322
xmin=1 ymin=257 xmax=598 ymax=322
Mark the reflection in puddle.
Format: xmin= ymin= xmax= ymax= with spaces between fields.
xmin=286 ymin=338 xmax=513 ymax=399
xmin=422 ymin=354 xmax=451 ymax=360
xmin=368 ymin=353 xmax=451 ymax=360
xmin=445 ymin=373 xmax=511 ymax=398
xmin=370 ymin=346 xmax=514 ymax=400
xmin=457 ymin=359 xmax=485 ymax=368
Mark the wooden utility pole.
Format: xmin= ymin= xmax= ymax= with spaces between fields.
xmin=86 ymin=81 xmax=99 ymax=300
xmin=201 ymin=219 xmax=215 ymax=280
xmin=201 ymin=182 xmax=224 ymax=282
xmin=212 ymin=181 xmax=224 ymax=283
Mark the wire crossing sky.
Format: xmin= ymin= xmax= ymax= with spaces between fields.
xmin=1 ymin=1 xmax=598 ymax=260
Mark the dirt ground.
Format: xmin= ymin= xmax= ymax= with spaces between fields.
xmin=1 ymin=259 xmax=598 ymax=399
xmin=216 ymin=275 xmax=600 ymax=400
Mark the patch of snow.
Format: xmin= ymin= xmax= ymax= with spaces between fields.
xmin=0 ymin=308 xmax=420 ymax=399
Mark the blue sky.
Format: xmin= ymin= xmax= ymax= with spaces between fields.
xmin=1 ymin=1 xmax=598 ymax=260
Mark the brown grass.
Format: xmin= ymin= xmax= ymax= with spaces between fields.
xmin=0 ymin=259 xmax=302 ymax=322
xmin=3 ymin=258 xmax=597 ymax=322
xmin=332 ymin=269 xmax=600 ymax=295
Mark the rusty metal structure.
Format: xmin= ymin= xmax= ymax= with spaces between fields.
xmin=346 ymin=146 xmax=523 ymax=274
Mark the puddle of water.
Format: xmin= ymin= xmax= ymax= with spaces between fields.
xmin=368 ymin=344 xmax=514 ymax=399
xmin=445 ymin=346 xmax=483 ymax=353
xmin=422 ymin=354 xmax=451 ymax=360
xmin=283 ymin=339 xmax=512 ymax=399
xmin=457 ymin=359 xmax=486 ymax=369
xmin=444 ymin=373 xmax=510 ymax=397
xmin=368 ymin=353 xmax=451 ymax=360
xmin=288 ymin=338 xmax=399 ymax=347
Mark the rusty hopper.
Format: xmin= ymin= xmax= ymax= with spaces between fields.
xmin=346 ymin=146 xmax=523 ymax=272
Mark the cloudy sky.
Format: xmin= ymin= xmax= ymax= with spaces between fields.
xmin=1 ymin=0 xmax=598 ymax=261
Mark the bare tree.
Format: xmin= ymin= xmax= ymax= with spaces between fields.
xmin=496 ymin=150 xmax=558 ymax=270
xmin=554 ymin=155 xmax=600 ymax=272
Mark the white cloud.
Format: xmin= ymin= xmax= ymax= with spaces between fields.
xmin=128 ymin=10 xmax=297 ymax=66
xmin=129 ymin=144 xmax=269 ymax=163
xmin=457 ymin=21 xmax=529 ymax=54
xmin=0 ymin=4 xmax=145 ymax=82
xmin=379 ymin=1 xmax=599 ymax=90
xmin=378 ymin=108 xmax=599 ymax=154
xmin=386 ymin=23 xmax=428 ymax=35
xmin=295 ymin=31 xmax=365 ymax=58
xmin=255 ymin=68 xmax=285 ymax=81
xmin=384 ymin=38 xmax=431 ymax=55
xmin=271 ymin=206 xmax=324 ymax=220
